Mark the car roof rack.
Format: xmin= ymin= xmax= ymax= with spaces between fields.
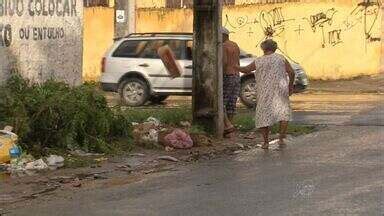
xmin=114 ymin=32 xmax=193 ymax=41
xmin=127 ymin=32 xmax=193 ymax=37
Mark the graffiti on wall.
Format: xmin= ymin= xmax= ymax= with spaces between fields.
xmin=259 ymin=7 xmax=294 ymax=37
xmin=303 ymin=8 xmax=339 ymax=48
xmin=328 ymin=29 xmax=342 ymax=46
xmin=347 ymin=0 xmax=381 ymax=42
xmin=224 ymin=6 xmax=296 ymax=46
xmin=224 ymin=0 xmax=381 ymax=50
xmin=304 ymin=8 xmax=337 ymax=33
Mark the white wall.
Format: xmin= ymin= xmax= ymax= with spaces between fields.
xmin=0 ymin=0 xmax=83 ymax=85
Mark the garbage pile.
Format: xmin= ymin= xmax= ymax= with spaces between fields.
xmin=132 ymin=117 xmax=195 ymax=150
xmin=132 ymin=117 xmax=162 ymax=148
xmin=3 ymin=154 xmax=65 ymax=177
xmin=0 ymin=126 xmax=65 ymax=177
xmin=161 ymin=129 xmax=193 ymax=149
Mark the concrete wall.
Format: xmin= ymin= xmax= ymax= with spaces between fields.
xmin=83 ymin=7 xmax=114 ymax=81
xmin=137 ymin=0 xmax=166 ymax=8
xmin=235 ymin=0 xmax=302 ymax=5
xmin=137 ymin=0 xmax=382 ymax=80
xmin=0 ymin=0 xmax=83 ymax=85
xmin=136 ymin=0 xmax=336 ymax=8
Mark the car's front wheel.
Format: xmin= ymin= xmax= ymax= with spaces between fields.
xmin=119 ymin=78 xmax=150 ymax=107
xmin=240 ymin=78 xmax=257 ymax=108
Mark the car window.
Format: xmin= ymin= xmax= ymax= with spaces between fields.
xmin=166 ymin=40 xmax=185 ymax=60
xmin=112 ymin=40 xmax=148 ymax=58
xmin=140 ymin=40 xmax=166 ymax=58
xmin=113 ymin=39 xmax=187 ymax=59
xmin=140 ymin=39 xmax=187 ymax=60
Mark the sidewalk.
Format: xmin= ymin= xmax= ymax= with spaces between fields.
xmin=308 ymin=73 xmax=384 ymax=94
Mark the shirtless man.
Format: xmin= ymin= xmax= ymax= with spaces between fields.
xmin=222 ymin=27 xmax=242 ymax=137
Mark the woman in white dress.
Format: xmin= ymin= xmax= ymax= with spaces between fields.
xmin=237 ymin=39 xmax=295 ymax=149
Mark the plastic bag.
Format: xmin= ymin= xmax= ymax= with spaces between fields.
xmin=163 ymin=129 xmax=193 ymax=149
xmin=0 ymin=130 xmax=18 ymax=163
xmin=46 ymin=155 xmax=65 ymax=170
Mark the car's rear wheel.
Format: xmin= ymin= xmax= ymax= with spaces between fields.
xmin=149 ymin=95 xmax=169 ymax=104
xmin=240 ymin=78 xmax=257 ymax=108
xmin=119 ymin=78 xmax=150 ymax=107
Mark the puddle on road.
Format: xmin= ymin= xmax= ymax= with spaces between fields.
xmin=234 ymin=138 xmax=294 ymax=162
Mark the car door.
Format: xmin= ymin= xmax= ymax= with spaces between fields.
xmin=108 ymin=39 xmax=164 ymax=82
xmin=137 ymin=39 xmax=171 ymax=90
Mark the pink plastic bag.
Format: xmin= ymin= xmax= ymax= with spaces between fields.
xmin=163 ymin=129 xmax=193 ymax=149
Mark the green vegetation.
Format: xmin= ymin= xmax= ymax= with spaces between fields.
xmin=188 ymin=124 xmax=208 ymax=134
xmin=0 ymin=74 xmax=131 ymax=157
xmin=233 ymin=113 xmax=255 ymax=132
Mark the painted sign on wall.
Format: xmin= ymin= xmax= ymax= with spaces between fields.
xmin=0 ymin=0 xmax=83 ymax=85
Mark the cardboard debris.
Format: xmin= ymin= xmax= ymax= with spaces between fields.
xmin=157 ymin=45 xmax=182 ymax=78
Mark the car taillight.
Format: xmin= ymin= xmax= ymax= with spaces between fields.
xmin=101 ymin=57 xmax=106 ymax=73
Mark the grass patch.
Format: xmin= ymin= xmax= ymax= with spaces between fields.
xmin=188 ymin=124 xmax=208 ymax=134
xmin=121 ymin=107 xmax=192 ymax=126
xmin=234 ymin=112 xmax=316 ymax=135
xmin=233 ymin=113 xmax=255 ymax=132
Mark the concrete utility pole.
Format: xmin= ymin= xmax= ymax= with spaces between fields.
xmin=192 ymin=0 xmax=224 ymax=138
xmin=114 ymin=0 xmax=136 ymax=38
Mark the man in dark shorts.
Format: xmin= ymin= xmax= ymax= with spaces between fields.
xmin=222 ymin=27 xmax=241 ymax=137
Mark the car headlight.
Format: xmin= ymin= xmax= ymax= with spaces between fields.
xmin=294 ymin=70 xmax=309 ymax=85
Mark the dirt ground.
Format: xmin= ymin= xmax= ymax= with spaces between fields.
xmin=0 ymin=131 xmax=268 ymax=209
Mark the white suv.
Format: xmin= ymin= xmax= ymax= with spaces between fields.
xmin=100 ymin=33 xmax=308 ymax=107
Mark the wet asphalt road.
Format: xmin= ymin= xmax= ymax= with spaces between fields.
xmin=290 ymin=93 xmax=384 ymax=126
xmin=7 ymin=93 xmax=384 ymax=216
